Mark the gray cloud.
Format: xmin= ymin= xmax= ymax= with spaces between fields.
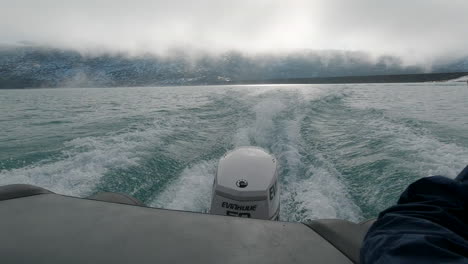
xmin=1 ymin=0 xmax=468 ymax=64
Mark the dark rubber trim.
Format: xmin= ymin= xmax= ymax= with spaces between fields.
xmin=303 ymin=219 xmax=375 ymax=264
xmin=87 ymin=192 xmax=145 ymax=206
xmin=304 ymin=222 xmax=355 ymax=263
xmin=0 ymin=184 xmax=53 ymax=201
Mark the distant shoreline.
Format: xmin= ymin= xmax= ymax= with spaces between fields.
xmin=1 ymin=71 xmax=467 ymax=89
xmin=233 ymin=72 xmax=468 ymax=85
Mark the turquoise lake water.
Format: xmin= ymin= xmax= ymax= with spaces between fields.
xmin=1 ymin=83 xmax=467 ymax=222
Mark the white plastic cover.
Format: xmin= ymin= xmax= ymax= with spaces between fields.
xmin=210 ymin=147 xmax=280 ymax=220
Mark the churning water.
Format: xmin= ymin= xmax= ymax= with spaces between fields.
xmin=1 ymin=83 xmax=467 ymax=222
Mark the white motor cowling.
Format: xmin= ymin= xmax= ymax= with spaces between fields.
xmin=210 ymin=147 xmax=280 ymax=220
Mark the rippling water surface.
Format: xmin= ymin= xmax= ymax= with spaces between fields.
xmin=1 ymin=83 xmax=467 ymax=222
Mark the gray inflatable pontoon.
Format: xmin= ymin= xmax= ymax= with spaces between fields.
xmin=0 ymin=184 xmax=374 ymax=264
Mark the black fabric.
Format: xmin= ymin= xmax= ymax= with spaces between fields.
xmin=361 ymin=175 xmax=468 ymax=263
xmin=456 ymin=165 xmax=468 ymax=183
xmin=0 ymin=184 xmax=52 ymax=201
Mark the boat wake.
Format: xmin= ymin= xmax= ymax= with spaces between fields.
xmin=1 ymin=84 xmax=467 ymax=222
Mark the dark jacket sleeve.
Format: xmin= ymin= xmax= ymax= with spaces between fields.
xmin=361 ymin=173 xmax=468 ymax=263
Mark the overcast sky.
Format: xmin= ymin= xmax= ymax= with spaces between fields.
xmin=1 ymin=0 xmax=468 ymax=64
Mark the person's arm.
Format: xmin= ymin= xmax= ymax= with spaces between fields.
xmin=361 ymin=166 xmax=468 ymax=263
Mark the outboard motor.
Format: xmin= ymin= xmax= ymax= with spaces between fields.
xmin=210 ymin=147 xmax=280 ymax=220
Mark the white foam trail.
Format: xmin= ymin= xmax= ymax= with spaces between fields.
xmin=149 ymin=160 xmax=216 ymax=212
xmin=251 ymin=99 xmax=286 ymax=146
xmin=280 ymin=158 xmax=363 ymax=222
xmin=233 ymin=90 xmax=363 ymax=222
xmin=233 ymin=97 xmax=286 ymax=148
xmin=0 ymin=136 xmax=141 ymax=196
xmin=233 ymin=127 xmax=251 ymax=147
xmin=0 ymin=119 xmax=175 ymax=196
xmin=276 ymin=117 xmax=363 ymax=222
xmin=364 ymin=114 xmax=468 ymax=178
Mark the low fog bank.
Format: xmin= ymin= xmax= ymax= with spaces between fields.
xmin=1 ymin=44 xmax=467 ymax=88
xmin=3 ymin=0 xmax=468 ymax=66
